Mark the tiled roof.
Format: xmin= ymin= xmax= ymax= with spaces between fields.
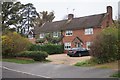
xmin=35 ymin=13 xmax=107 ymax=34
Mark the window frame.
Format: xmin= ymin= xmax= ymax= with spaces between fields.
xmin=64 ymin=42 xmax=71 ymax=50
xmin=85 ymin=28 xmax=93 ymax=35
xmin=28 ymin=34 xmax=33 ymax=39
xmin=39 ymin=33 xmax=45 ymax=38
xmin=53 ymin=32 xmax=59 ymax=37
xmin=65 ymin=30 xmax=73 ymax=36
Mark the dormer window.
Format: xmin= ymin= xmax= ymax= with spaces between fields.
xmin=65 ymin=30 xmax=73 ymax=36
xmin=85 ymin=28 xmax=93 ymax=35
xmin=53 ymin=32 xmax=59 ymax=37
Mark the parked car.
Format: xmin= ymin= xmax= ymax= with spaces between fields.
xmin=67 ymin=48 xmax=89 ymax=57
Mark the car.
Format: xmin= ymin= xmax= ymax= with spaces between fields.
xmin=67 ymin=47 xmax=89 ymax=57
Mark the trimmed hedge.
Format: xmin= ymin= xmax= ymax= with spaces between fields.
xmin=16 ymin=51 xmax=48 ymax=61
xmin=29 ymin=44 xmax=64 ymax=55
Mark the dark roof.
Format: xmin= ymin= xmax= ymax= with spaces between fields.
xmin=35 ymin=13 xmax=107 ymax=33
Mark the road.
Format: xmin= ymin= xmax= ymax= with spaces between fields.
xmin=1 ymin=62 xmax=118 ymax=79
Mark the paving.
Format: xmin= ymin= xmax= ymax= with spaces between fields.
xmin=2 ymin=62 xmax=117 ymax=78
xmin=47 ymin=54 xmax=91 ymax=65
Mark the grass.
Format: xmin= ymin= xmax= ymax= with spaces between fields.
xmin=74 ymin=60 xmax=96 ymax=67
xmin=94 ymin=61 xmax=118 ymax=69
xmin=110 ymin=72 xmax=120 ymax=78
xmin=74 ymin=60 xmax=118 ymax=69
xmin=2 ymin=58 xmax=51 ymax=64
xmin=2 ymin=58 xmax=36 ymax=64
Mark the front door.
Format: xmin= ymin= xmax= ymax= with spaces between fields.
xmin=75 ymin=42 xmax=81 ymax=48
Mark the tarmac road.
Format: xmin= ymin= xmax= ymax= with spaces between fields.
xmin=1 ymin=62 xmax=118 ymax=79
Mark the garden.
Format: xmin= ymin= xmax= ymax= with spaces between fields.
xmin=2 ymin=31 xmax=64 ymax=63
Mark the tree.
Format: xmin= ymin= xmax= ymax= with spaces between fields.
xmin=34 ymin=11 xmax=55 ymax=26
xmin=2 ymin=2 xmax=38 ymax=36
xmin=2 ymin=2 xmax=24 ymax=33
xmin=20 ymin=3 xmax=38 ymax=35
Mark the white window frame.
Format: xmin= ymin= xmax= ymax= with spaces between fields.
xmin=65 ymin=30 xmax=73 ymax=36
xmin=39 ymin=33 xmax=45 ymax=38
xmin=28 ymin=34 xmax=33 ymax=39
xmin=86 ymin=42 xmax=92 ymax=50
xmin=53 ymin=32 xmax=59 ymax=37
xmin=85 ymin=28 xmax=93 ymax=35
xmin=64 ymin=42 xmax=71 ymax=50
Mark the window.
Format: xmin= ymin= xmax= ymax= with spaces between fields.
xmin=40 ymin=33 xmax=44 ymax=38
xmin=65 ymin=30 xmax=73 ymax=36
xmin=64 ymin=42 xmax=71 ymax=50
xmin=85 ymin=28 xmax=93 ymax=35
xmin=53 ymin=32 xmax=59 ymax=37
xmin=28 ymin=34 xmax=33 ymax=39
xmin=86 ymin=42 xmax=92 ymax=50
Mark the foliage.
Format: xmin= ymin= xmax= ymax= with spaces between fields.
xmin=35 ymin=38 xmax=45 ymax=43
xmin=90 ymin=27 xmax=119 ymax=64
xmin=110 ymin=72 xmax=120 ymax=78
xmin=34 ymin=11 xmax=55 ymax=26
xmin=2 ymin=2 xmax=24 ymax=33
xmin=45 ymin=33 xmax=62 ymax=44
xmin=20 ymin=3 xmax=38 ymax=35
xmin=74 ymin=59 xmax=96 ymax=67
xmin=29 ymin=44 xmax=64 ymax=55
xmin=2 ymin=32 xmax=31 ymax=57
xmin=3 ymin=58 xmax=36 ymax=64
xmin=17 ymin=51 xmax=48 ymax=61
xmin=2 ymin=2 xmax=38 ymax=35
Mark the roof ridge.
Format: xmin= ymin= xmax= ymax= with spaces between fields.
xmin=51 ymin=13 xmax=106 ymax=23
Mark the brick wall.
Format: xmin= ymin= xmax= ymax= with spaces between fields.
xmin=62 ymin=27 xmax=102 ymax=49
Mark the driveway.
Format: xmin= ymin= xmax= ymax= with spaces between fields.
xmin=47 ymin=54 xmax=91 ymax=65
xmin=2 ymin=62 xmax=117 ymax=78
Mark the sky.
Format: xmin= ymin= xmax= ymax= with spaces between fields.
xmin=18 ymin=0 xmax=119 ymax=21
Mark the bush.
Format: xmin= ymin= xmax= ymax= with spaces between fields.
xmin=2 ymin=32 xmax=31 ymax=57
xmin=17 ymin=51 xmax=48 ymax=61
xmin=35 ymin=38 xmax=45 ymax=43
xmin=29 ymin=44 xmax=64 ymax=55
xmin=90 ymin=27 xmax=119 ymax=64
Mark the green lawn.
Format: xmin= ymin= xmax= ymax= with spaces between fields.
xmin=2 ymin=58 xmax=51 ymax=64
xmin=74 ymin=60 xmax=118 ymax=69
xmin=2 ymin=58 xmax=36 ymax=64
xmin=111 ymin=72 xmax=120 ymax=78
xmin=74 ymin=60 xmax=96 ymax=67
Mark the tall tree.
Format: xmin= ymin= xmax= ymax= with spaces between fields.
xmin=2 ymin=2 xmax=23 ymax=33
xmin=2 ymin=2 xmax=38 ymax=35
xmin=35 ymin=11 xmax=55 ymax=26
xmin=20 ymin=3 xmax=38 ymax=35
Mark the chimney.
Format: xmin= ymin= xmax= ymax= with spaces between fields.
xmin=107 ymin=6 xmax=112 ymax=20
xmin=68 ymin=14 xmax=74 ymax=19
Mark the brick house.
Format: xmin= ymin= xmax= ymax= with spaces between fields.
xmin=29 ymin=6 xmax=113 ymax=50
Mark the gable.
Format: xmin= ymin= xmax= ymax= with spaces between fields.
xmin=72 ymin=37 xmax=83 ymax=43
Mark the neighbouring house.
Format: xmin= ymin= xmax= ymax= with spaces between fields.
xmin=28 ymin=6 xmax=113 ymax=51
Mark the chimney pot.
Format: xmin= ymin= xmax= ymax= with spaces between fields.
xmin=68 ymin=14 xmax=74 ymax=19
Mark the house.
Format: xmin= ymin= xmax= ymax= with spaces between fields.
xmin=29 ymin=6 xmax=113 ymax=50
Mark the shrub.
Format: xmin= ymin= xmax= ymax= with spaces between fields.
xmin=35 ymin=38 xmax=45 ymax=43
xmin=17 ymin=51 xmax=48 ymax=61
xmin=90 ymin=27 xmax=119 ymax=64
xmin=2 ymin=32 xmax=31 ymax=57
xmin=29 ymin=44 xmax=41 ymax=51
xmin=29 ymin=44 xmax=64 ymax=55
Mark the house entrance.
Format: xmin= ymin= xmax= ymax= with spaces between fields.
xmin=75 ymin=42 xmax=82 ymax=48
